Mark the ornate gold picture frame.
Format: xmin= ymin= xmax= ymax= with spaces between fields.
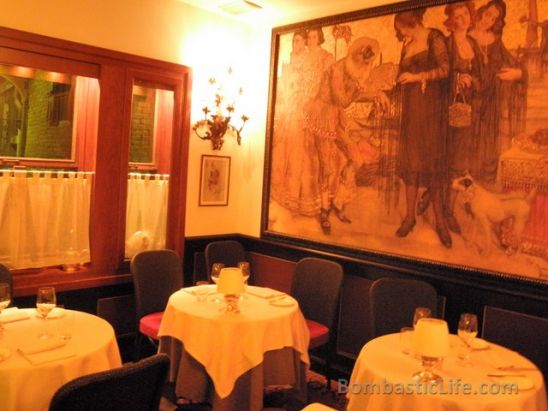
xmin=262 ymin=0 xmax=548 ymax=284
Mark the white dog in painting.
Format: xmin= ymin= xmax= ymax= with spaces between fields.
xmin=451 ymin=174 xmax=537 ymax=255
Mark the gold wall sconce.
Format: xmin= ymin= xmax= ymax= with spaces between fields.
xmin=193 ymin=67 xmax=249 ymax=150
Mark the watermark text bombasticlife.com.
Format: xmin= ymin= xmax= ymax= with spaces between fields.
xmin=338 ymin=378 xmax=520 ymax=396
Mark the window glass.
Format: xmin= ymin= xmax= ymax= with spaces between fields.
xmin=129 ymin=85 xmax=156 ymax=164
xmin=126 ymin=82 xmax=174 ymax=258
xmin=0 ymin=64 xmax=75 ymax=161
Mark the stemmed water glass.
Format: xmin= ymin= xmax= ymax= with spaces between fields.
xmin=210 ymin=263 xmax=225 ymax=284
xmin=0 ymin=283 xmax=10 ymax=314
xmin=238 ymin=261 xmax=250 ymax=300
xmin=0 ymin=283 xmax=11 ymax=337
xmin=36 ymin=287 xmax=57 ymax=339
xmin=210 ymin=263 xmax=225 ymax=303
xmin=413 ymin=307 xmax=432 ymax=327
xmin=238 ymin=262 xmax=250 ymax=284
xmin=457 ymin=313 xmax=478 ymax=366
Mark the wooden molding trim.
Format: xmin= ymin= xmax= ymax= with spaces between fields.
xmin=12 ymin=268 xmax=132 ymax=297
xmin=1 ymin=26 xmax=191 ymax=280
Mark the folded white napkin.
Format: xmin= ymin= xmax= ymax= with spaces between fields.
xmin=19 ymin=339 xmax=66 ymax=355
xmin=485 ymin=349 xmax=534 ymax=371
xmin=470 ymin=338 xmax=490 ymax=350
xmin=246 ymin=287 xmax=286 ymax=299
xmin=489 ymin=375 xmax=535 ymax=391
xmin=19 ymin=339 xmax=75 ymax=365
xmin=0 ymin=307 xmax=31 ymax=324
xmin=183 ymin=285 xmax=215 ymax=295
xmin=34 ymin=307 xmax=65 ymax=319
xmin=22 ymin=349 xmax=76 ymax=366
xmin=269 ymin=296 xmax=295 ymax=307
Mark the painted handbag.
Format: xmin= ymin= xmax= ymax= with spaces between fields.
xmin=448 ymin=81 xmax=472 ymax=128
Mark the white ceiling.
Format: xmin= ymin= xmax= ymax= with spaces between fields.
xmin=176 ymin=0 xmax=400 ymax=26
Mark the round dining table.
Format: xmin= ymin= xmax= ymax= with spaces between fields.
xmin=158 ymin=285 xmax=310 ymax=411
xmin=0 ymin=308 xmax=122 ymax=411
xmin=346 ymin=333 xmax=547 ymax=411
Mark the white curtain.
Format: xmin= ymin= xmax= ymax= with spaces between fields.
xmin=125 ymin=173 xmax=169 ymax=258
xmin=0 ymin=170 xmax=93 ymax=269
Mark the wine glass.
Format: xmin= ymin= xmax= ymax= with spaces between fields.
xmin=210 ymin=263 xmax=225 ymax=284
xmin=413 ymin=307 xmax=432 ymax=327
xmin=36 ymin=287 xmax=57 ymax=339
xmin=457 ymin=313 xmax=478 ymax=365
xmin=238 ymin=262 xmax=250 ymax=285
xmin=0 ymin=283 xmax=10 ymax=314
xmin=194 ymin=281 xmax=210 ymax=303
xmin=0 ymin=283 xmax=11 ymax=337
xmin=237 ymin=261 xmax=250 ymax=300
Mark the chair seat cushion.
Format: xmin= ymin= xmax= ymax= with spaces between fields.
xmin=139 ymin=312 xmax=163 ymax=339
xmin=306 ymin=319 xmax=329 ymax=349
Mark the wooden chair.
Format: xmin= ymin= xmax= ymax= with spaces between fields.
xmin=49 ymin=354 xmax=169 ymax=411
xmin=291 ymin=257 xmax=344 ymax=385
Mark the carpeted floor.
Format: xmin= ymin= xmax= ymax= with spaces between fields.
xmin=160 ymin=372 xmax=347 ymax=411
xmin=263 ymin=373 xmax=347 ymax=411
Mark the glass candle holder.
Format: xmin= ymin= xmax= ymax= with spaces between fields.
xmin=412 ymin=318 xmax=449 ymax=384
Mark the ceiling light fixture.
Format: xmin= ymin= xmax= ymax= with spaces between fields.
xmin=218 ymin=0 xmax=262 ymax=15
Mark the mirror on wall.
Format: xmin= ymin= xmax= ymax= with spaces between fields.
xmin=0 ymin=64 xmax=76 ymax=161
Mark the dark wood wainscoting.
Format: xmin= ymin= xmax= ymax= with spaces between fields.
xmin=185 ymin=234 xmax=548 ymax=376
xmin=13 ymin=282 xmax=134 ymax=316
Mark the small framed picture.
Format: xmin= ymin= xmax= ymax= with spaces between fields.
xmin=199 ymin=155 xmax=231 ymax=206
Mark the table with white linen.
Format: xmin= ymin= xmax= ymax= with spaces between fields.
xmin=158 ymin=285 xmax=310 ymax=411
xmin=0 ymin=308 xmax=122 ymax=411
xmin=346 ymin=333 xmax=547 ymax=411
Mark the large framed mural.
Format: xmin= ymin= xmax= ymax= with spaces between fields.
xmin=262 ymin=0 xmax=548 ymax=284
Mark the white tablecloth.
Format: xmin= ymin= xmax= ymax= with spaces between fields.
xmin=346 ymin=333 xmax=547 ymax=411
xmin=0 ymin=308 xmax=122 ymax=411
xmin=157 ymin=285 xmax=310 ymax=399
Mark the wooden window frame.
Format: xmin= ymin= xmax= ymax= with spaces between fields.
xmin=0 ymin=26 xmax=191 ymax=289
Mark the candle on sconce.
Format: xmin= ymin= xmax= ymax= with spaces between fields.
xmin=193 ymin=67 xmax=249 ymax=150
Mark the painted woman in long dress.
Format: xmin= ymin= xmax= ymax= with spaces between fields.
xmin=271 ymin=30 xmax=320 ymax=215
xmin=444 ymin=1 xmax=483 ymax=235
xmin=469 ymin=0 xmax=525 ymax=185
xmin=393 ymin=9 xmax=452 ymax=248
xmin=306 ymin=27 xmax=335 ymax=98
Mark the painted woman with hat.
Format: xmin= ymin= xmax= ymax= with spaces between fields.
xmin=444 ymin=1 xmax=483 ymax=236
xmin=271 ymin=29 xmax=318 ymax=215
xmin=393 ymin=8 xmax=452 ymax=248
